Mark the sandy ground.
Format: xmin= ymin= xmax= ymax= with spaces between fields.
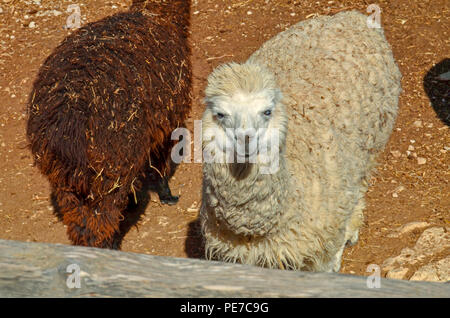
xmin=0 ymin=0 xmax=448 ymax=280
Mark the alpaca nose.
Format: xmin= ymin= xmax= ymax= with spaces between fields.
xmin=235 ymin=128 xmax=255 ymax=143
xmin=236 ymin=135 xmax=250 ymax=155
xmin=235 ymin=128 xmax=256 ymax=156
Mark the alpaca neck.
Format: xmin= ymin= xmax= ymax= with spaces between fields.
xmin=203 ymin=153 xmax=290 ymax=237
xmin=131 ymin=0 xmax=191 ymax=24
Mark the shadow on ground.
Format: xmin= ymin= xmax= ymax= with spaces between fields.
xmin=185 ymin=218 xmax=205 ymax=259
xmin=423 ymin=58 xmax=450 ymax=126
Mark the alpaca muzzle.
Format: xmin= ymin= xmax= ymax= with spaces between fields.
xmin=235 ymin=128 xmax=258 ymax=162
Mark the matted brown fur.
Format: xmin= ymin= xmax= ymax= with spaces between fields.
xmin=26 ymin=0 xmax=192 ymax=249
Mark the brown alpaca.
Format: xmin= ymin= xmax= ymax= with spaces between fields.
xmin=26 ymin=0 xmax=192 ymax=249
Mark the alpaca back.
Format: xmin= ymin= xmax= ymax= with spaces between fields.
xmin=248 ymin=11 xmax=401 ymax=223
xmin=27 ymin=9 xmax=191 ymax=195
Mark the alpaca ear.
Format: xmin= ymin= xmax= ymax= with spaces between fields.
xmin=204 ymin=97 xmax=215 ymax=110
xmin=273 ymin=88 xmax=283 ymax=105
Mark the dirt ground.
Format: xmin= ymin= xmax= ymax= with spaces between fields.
xmin=0 ymin=0 xmax=448 ymax=280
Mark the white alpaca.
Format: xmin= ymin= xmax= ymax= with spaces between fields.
xmin=200 ymin=11 xmax=402 ymax=272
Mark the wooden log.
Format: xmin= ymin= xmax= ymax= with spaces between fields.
xmin=0 ymin=239 xmax=448 ymax=297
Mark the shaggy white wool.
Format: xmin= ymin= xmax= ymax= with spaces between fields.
xmin=201 ymin=10 xmax=402 ymax=272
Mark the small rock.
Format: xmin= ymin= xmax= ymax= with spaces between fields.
xmin=410 ymin=139 xmax=416 ymax=144
xmin=390 ymin=150 xmax=401 ymax=158
xmin=417 ymin=157 xmax=426 ymax=165
xmin=290 ymin=12 xmax=296 ymax=16
xmin=383 ymin=226 xmax=449 ymax=282
xmin=29 ymin=21 xmax=36 ymax=28
xmin=394 ymin=185 xmax=405 ymax=193
xmin=410 ymin=256 xmax=450 ymax=282
xmin=406 ymin=151 xmax=417 ymax=159
xmin=397 ymin=221 xmax=429 ymax=236
xmin=410 ymin=266 xmax=438 ymax=282
xmin=193 ymin=10 xmax=199 ymax=14
xmin=187 ymin=201 xmax=199 ymax=213
xmin=188 ymin=201 xmax=197 ymax=209
xmin=413 ymin=120 xmax=423 ymax=128
xmin=414 ymin=227 xmax=449 ymax=252
xmin=407 ymin=145 xmax=415 ymax=151
xmin=386 ymin=267 xmax=409 ymax=280
xmin=391 ymin=185 xmax=405 ymax=198
xmin=0 ymin=7 xmax=3 ymax=14
xmin=247 ymin=10 xmax=253 ymax=15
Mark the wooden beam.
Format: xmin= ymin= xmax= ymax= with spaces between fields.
xmin=0 ymin=239 xmax=448 ymax=297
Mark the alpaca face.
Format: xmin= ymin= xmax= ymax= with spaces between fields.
xmin=202 ymin=62 xmax=287 ymax=167
xmin=206 ymin=90 xmax=281 ymax=160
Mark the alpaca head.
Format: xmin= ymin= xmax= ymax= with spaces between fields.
xmin=202 ymin=62 xmax=287 ymax=173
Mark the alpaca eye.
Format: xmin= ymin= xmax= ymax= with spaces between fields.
xmin=263 ymin=109 xmax=272 ymax=116
xmin=216 ymin=112 xmax=225 ymax=119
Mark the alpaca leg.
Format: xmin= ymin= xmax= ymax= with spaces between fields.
xmin=148 ymin=135 xmax=180 ymax=205
xmin=319 ymin=231 xmax=346 ymax=272
xmin=155 ymin=175 xmax=179 ymax=205
xmin=328 ymin=201 xmax=365 ymax=272
xmin=315 ymin=226 xmax=347 ymax=272
xmin=147 ymin=168 xmax=179 ymax=205
xmin=331 ymin=241 xmax=347 ymax=272
xmin=345 ymin=199 xmax=365 ymax=246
